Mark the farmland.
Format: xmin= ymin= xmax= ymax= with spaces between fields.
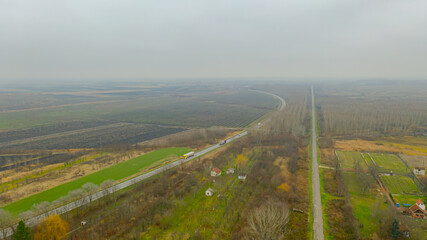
xmin=2 ymin=147 xmax=190 ymax=215
xmin=0 ymin=122 xmax=185 ymax=150
xmin=335 ymin=137 xmax=427 ymax=156
xmin=342 ymin=171 xmax=382 ymax=238
xmin=368 ymin=153 xmax=410 ymax=174
xmin=380 ymin=175 xmax=420 ymax=195
xmin=336 ymin=151 xmax=368 ymax=170
xmin=0 ymin=86 xmax=278 ymax=130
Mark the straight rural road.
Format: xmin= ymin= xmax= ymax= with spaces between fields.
xmin=311 ymin=86 xmax=324 ymax=240
xmin=0 ymin=90 xmax=286 ymax=239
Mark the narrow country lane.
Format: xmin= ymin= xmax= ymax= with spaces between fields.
xmin=311 ymin=86 xmax=324 ymax=240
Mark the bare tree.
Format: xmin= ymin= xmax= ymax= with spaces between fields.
xmin=100 ymin=179 xmax=115 ymax=202
xmin=0 ymin=209 xmax=14 ymax=239
xmin=82 ymin=182 xmax=98 ymax=205
xmin=68 ymin=189 xmax=85 ymax=209
xmin=245 ymin=201 xmax=290 ymax=240
xmin=19 ymin=210 xmax=33 ymax=221
xmin=32 ymin=201 xmax=51 ymax=218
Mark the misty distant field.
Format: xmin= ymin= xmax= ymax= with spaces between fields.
xmin=0 ymin=86 xmax=277 ymax=130
xmin=0 ymin=83 xmax=278 ymax=151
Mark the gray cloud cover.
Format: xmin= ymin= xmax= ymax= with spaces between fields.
xmin=0 ymin=0 xmax=426 ymax=80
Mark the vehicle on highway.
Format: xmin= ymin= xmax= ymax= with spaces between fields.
xmin=219 ymin=140 xmax=227 ymax=145
xmin=183 ymin=151 xmax=195 ymax=159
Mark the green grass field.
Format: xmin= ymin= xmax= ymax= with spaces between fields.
xmin=342 ymin=172 xmax=381 ymax=238
xmin=336 ymin=151 xmax=368 ymax=170
xmin=380 ymin=175 xmax=420 ymax=195
xmin=368 ymin=153 xmax=410 ymax=174
xmin=2 ymin=147 xmax=190 ymax=215
xmin=392 ymin=195 xmax=425 ymax=205
xmin=142 ymin=171 xmax=238 ymax=239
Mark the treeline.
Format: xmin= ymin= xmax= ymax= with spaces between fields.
xmin=316 ymin=82 xmax=427 ymax=137
xmin=138 ymin=126 xmax=229 ymax=150
xmin=318 ymin=97 xmax=426 ymax=137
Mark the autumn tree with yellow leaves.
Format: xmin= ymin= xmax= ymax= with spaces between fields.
xmin=34 ymin=214 xmax=69 ymax=240
xmin=236 ymin=154 xmax=247 ymax=171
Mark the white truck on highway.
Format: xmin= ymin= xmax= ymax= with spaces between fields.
xmin=183 ymin=151 xmax=194 ymax=159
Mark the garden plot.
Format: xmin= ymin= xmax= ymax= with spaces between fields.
xmin=368 ymin=153 xmax=410 ymax=174
xmin=380 ymin=175 xmax=420 ymax=195
xmin=336 ymin=151 xmax=369 ymax=170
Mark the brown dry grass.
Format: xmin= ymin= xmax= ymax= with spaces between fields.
xmin=0 ymin=162 xmax=64 ymax=183
xmin=274 ymin=156 xmax=290 ymax=177
xmin=334 ymin=138 xmax=427 ymax=156
xmin=400 ymin=154 xmax=427 ymax=168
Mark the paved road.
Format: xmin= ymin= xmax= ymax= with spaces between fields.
xmin=311 ymin=86 xmax=324 ymax=240
xmin=1 ymin=90 xmax=285 ymax=238
xmin=250 ymin=89 xmax=286 ymax=111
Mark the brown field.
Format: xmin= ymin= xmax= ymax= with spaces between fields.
xmin=335 ymin=137 xmax=427 ymax=156
xmin=400 ymin=154 xmax=427 ymax=168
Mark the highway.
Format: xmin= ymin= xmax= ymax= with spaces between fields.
xmin=0 ymin=91 xmax=285 ymax=238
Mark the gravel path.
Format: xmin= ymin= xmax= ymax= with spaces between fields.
xmin=311 ymin=86 xmax=324 ymax=240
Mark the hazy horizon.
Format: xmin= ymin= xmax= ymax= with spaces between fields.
xmin=1 ymin=0 xmax=427 ymax=81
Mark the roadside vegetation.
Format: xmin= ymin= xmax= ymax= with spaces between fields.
xmin=3 ymin=147 xmax=190 ymax=215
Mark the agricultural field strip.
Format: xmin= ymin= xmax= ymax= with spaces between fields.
xmin=0 ymin=131 xmax=249 ymax=238
xmin=380 ymin=175 xmax=419 ymax=194
xmin=369 ymin=153 xmax=410 ymax=174
xmin=0 ymin=99 xmax=127 ymax=114
xmin=335 ymin=151 xmax=369 ymax=170
xmin=0 ymin=122 xmax=132 ymax=148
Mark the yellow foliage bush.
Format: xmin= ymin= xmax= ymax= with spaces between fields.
xmin=34 ymin=214 xmax=69 ymax=240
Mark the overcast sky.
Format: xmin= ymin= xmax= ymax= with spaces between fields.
xmin=0 ymin=0 xmax=426 ymax=81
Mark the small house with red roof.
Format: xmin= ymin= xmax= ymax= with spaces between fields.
xmin=210 ymin=168 xmax=221 ymax=177
xmin=409 ymin=198 xmax=425 ymax=219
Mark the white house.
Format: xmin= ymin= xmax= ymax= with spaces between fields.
xmin=416 ymin=198 xmax=425 ymax=210
xmin=205 ymin=188 xmax=215 ymax=196
xmin=211 ymin=168 xmax=221 ymax=177
xmin=414 ymin=167 xmax=425 ymax=175
xmin=238 ymin=174 xmax=247 ymax=180
xmin=226 ymin=168 xmax=235 ymax=174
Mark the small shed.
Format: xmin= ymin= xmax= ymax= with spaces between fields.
xmin=226 ymin=168 xmax=235 ymax=174
xmin=205 ymin=188 xmax=215 ymax=196
xmin=211 ymin=168 xmax=221 ymax=177
xmin=400 ymin=225 xmax=410 ymax=238
xmin=238 ymin=174 xmax=247 ymax=180
xmin=414 ymin=167 xmax=425 ymax=175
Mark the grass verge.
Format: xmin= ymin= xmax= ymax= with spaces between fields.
xmin=3 ymin=147 xmax=190 ymax=215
